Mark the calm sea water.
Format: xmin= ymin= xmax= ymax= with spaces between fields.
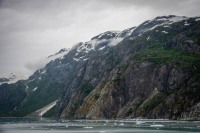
xmin=0 ymin=118 xmax=200 ymax=133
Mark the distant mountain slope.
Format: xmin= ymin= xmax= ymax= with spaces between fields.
xmin=0 ymin=73 xmax=28 ymax=85
xmin=0 ymin=15 xmax=200 ymax=120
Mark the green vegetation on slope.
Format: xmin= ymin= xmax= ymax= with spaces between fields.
xmin=133 ymin=47 xmax=200 ymax=68
xmin=0 ymin=82 xmax=26 ymax=117
xmin=12 ymin=80 xmax=63 ymax=117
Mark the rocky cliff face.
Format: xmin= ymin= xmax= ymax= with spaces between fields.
xmin=0 ymin=15 xmax=200 ymax=120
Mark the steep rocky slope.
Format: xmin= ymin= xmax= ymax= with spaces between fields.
xmin=0 ymin=15 xmax=200 ymax=120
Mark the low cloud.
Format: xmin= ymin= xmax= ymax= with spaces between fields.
xmin=25 ymin=58 xmax=49 ymax=72
xmin=109 ymin=38 xmax=124 ymax=46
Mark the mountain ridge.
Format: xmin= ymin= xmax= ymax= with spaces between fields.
xmin=0 ymin=15 xmax=200 ymax=120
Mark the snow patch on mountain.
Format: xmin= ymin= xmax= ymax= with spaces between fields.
xmin=74 ymin=39 xmax=109 ymax=54
xmin=97 ymin=32 xmax=114 ymax=39
xmin=83 ymin=58 xmax=89 ymax=61
xmin=164 ymin=25 xmax=170 ymax=28
xmin=73 ymin=58 xmax=80 ymax=62
xmin=169 ymin=16 xmax=188 ymax=22
xmin=92 ymin=31 xmax=120 ymax=40
xmin=99 ymin=46 xmax=106 ymax=50
xmin=40 ymin=69 xmax=46 ymax=74
xmin=73 ymin=29 xmax=138 ymax=54
xmin=34 ymin=100 xmax=57 ymax=117
xmin=0 ymin=72 xmax=29 ymax=85
xmin=48 ymin=48 xmax=70 ymax=61
xmin=152 ymin=16 xmax=187 ymax=23
xmin=195 ymin=18 xmax=200 ymax=21
xmin=162 ymin=31 xmax=168 ymax=34
xmin=144 ymin=16 xmax=188 ymax=32
xmin=76 ymin=41 xmax=95 ymax=53
xmin=116 ymin=27 xmax=136 ymax=38
xmin=32 ymin=87 xmax=38 ymax=92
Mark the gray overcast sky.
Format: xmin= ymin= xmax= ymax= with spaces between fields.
xmin=0 ymin=0 xmax=200 ymax=76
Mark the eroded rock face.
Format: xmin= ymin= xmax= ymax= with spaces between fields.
xmin=70 ymin=61 xmax=198 ymax=120
xmin=180 ymin=102 xmax=200 ymax=120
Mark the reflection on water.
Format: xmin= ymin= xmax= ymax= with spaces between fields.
xmin=0 ymin=118 xmax=200 ymax=133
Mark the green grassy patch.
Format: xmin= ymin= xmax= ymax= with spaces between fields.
xmin=0 ymin=82 xmax=27 ymax=117
xmin=132 ymin=47 xmax=200 ymax=68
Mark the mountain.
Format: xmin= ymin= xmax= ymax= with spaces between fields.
xmin=0 ymin=73 xmax=28 ymax=85
xmin=0 ymin=15 xmax=200 ymax=120
xmin=0 ymin=48 xmax=70 ymax=86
